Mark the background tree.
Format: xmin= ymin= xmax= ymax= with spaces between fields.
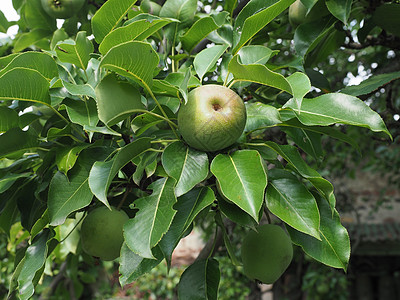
xmin=0 ymin=0 xmax=397 ymax=299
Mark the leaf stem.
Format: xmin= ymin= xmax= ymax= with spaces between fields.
xmin=150 ymin=139 xmax=180 ymax=144
xmin=136 ymin=109 xmax=178 ymax=128
xmin=117 ymin=185 xmax=132 ymax=210
xmin=59 ymin=212 xmax=86 ymax=244
xmin=227 ymin=79 xmax=237 ymax=89
xmin=263 ymin=206 xmax=272 ymax=224
xmin=223 ymin=72 xmax=231 ymax=87
xmin=146 ymin=90 xmax=180 ymax=139
xmin=207 ymin=225 xmax=219 ymax=260
xmin=147 ymin=148 xmax=164 ymax=153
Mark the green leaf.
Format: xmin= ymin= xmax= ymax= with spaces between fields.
xmin=17 ymin=229 xmax=55 ymax=300
xmin=228 ymin=55 xmax=292 ymax=94
xmin=0 ymin=173 xmax=30 ymax=193
xmin=83 ymin=125 xmax=121 ymax=136
xmin=124 ymin=177 xmax=177 ymax=259
xmin=152 ymin=79 xmax=181 ymax=98
xmin=305 ymin=28 xmax=345 ymax=66
xmin=62 ymin=81 xmax=96 ymax=99
xmin=132 ymin=151 xmax=158 ymax=185
xmin=88 ymin=138 xmax=151 ymax=207
xmin=177 ymin=68 xmax=191 ymax=104
xmin=99 ymin=18 xmax=175 ymax=54
xmin=232 ymin=0 xmax=295 ymax=54
xmin=238 ymin=45 xmax=278 ymax=65
xmin=21 ymin=0 xmax=56 ymax=30
xmin=0 ymin=128 xmax=38 ymax=158
xmin=159 ymin=187 xmax=215 ymax=265
xmin=281 ymin=125 xmax=323 ymax=161
xmin=164 ymin=71 xmax=201 ymax=99
xmin=214 ymin=212 xmax=241 ymax=266
xmin=235 ymin=0 xmax=273 ymax=31
xmin=340 ymin=71 xmax=400 ymax=96
xmin=0 ymin=53 xmax=19 ymax=69
xmin=62 ymin=98 xmax=99 ymax=127
xmin=0 ymin=68 xmax=50 ymax=106
xmin=162 ymin=142 xmax=209 ymax=197
xmin=372 ymin=3 xmax=400 ymax=37
xmin=244 ymin=102 xmax=281 ymax=133
xmin=50 ymin=28 xmax=69 ymax=51
xmin=211 ymin=150 xmax=267 ymax=221
xmin=48 ymin=148 xmax=110 ymax=226
xmin=13 ymin=29 xmax=52 ymax=52
xmin=99 ymin=41 xmax=159 ymax=90
xmin=280 ymin=118 xmax=360 ymax=152
xmin=160 ymin=0 xmax=197 ymax=25
xmin=55 ymin=145 xmax=91 ymax=175
xmin=0 ymin=107 xmax=20 ymax=133
xmin=194 ymin=44 xmax=228 ymax=82
xmin=48 ymin=169 xmax=91 ymax=226
xmin=119 ymin=243 xmax=164 ymax=286
xmin=94 ymin=74 xmax=145 ymax=126
xmin=262 ymin=142 xmax=336 ymax=208
xmin=224 ymin=0 xmax=238 ymax=16
xmin=294 ymin=16 xmax=336 ymax=58
xmin=30 ymin=211 xmax=50 ymax=240
xmin=91 ymin=0 xmax=138 ymax=44
xmin=218 ymin=197 xmax=257 ymax=229
xmin=0 ymin=52 xmax=58 ymax=81
xmin=283 ymin=93 xmax=392 ymax=138
xmin=46 ymin=124 xmax=78 ymax=142
xmin=131 ymin=105 xmax=174 ymax=136
xmin=266 ymin=169 xmax=320 ymax=239
xmin=287 ymin=194 xmax=350 ymax=270
xmin=287 ymin=72 xmax=311 ymax=111
xmin=181 ymin=16 xmax=221 ymax=53
xmin=178 ymin=258 xmax=220 ymax=300
xmin=0 ymin=10 xmax=9 ymax=33
xmin=0 ymin=196 xmax=19 ymax=236
xmin=55 ymin=31 xmax=94 ymax=70
xmin=207 ymin=24 xmax=234 ymax=47
xmin=301 ymin=0 xmax=319 ymax=10
xmin=325 ymin=0 xmax=352 ymax=25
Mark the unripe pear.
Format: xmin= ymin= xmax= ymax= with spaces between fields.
xmin=289 ymin=0 xmax=307 ymax=27
xmin=178 ymin=85 xmax=246 ymax=152
xmin=241 ymin=224 xmax=293 ymax=284
xmin=80 ymin=206 xmax=129 ymax=261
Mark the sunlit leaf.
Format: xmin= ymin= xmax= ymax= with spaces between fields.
xmin=162 ymin=142 xmax=209 ymax=197
xmin=178 ymin=258 xmax=220 ymax=300
xmin=91 ymin=0 xmax=138 ymax=43
xmin=55 ymin=31 xmax=94 ymax=70
xmin=283 ymin=93 xmax=392 ymax=138
xmin=287 ymin=194 xmax=350 ymax=270
xmin=211 ymin=150 xmax=267 ymax=221
xmin=88 ymin=138 xmax=151 ymax=207
xmin=94 ymin=74 xmax=145 ymax=126
xmin=228 ymin=55 xmax=292 ymax=94
xmin=124 ymin=177 xmax=177 ymax=259
xmin=266 ymin=169 xmax=320 ymax=239
xmin=99 ymin=41 xmax=159 ymax=90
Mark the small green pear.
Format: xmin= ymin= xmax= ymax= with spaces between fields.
xmin=289 ymin=0 xmax=307 ymax=27
xmin=80 ymin=206 xmax=129 ymax=261
xmin=241 ymin=224 xmax=293 ymax=284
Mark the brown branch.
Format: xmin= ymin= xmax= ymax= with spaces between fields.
xmin=343 ymin=30 xmax=400 ymax=50
xmin=39 ymin=261 xmax=68 ymax=300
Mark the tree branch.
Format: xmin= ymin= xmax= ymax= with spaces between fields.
xmin=343 ymin=30 xmax=400 ymax=50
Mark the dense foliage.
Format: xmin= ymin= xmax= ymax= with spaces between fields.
xmin=0 ymin=0 xmax=397 ymax=298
